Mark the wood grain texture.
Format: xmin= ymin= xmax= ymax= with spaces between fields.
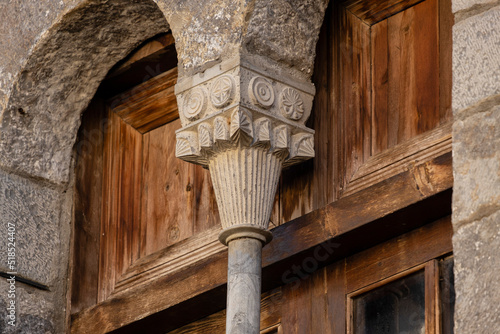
xmin=111 ymin=67 xmax=178 ymax=134
xmin=166 ymin=288 xmax=282 ymax=334
xmin=439 ymin=0 xmax=453 ymax=123
xmin=71 ymin=97 xmax=105 ymax=313
xmin=340 ymin=9 xmax=371 ymax=191
xmin=345 ymin=121 xmax=451 ymax=195
xmin=425 ymin=260 xmax=440 ymax=334
xmin=140 ymin=119 xmax=220 ymax=257
xmin=371 ymin=20 xmax=389 ymax=154
xmin=346 ymin=216 xmax=452 ymax=292
xmin=387 ymin=0 xmax=440 ymax=145
xmin=71 ymin=149 xmax=452 ymax=333
xmin=345 ymin=0 xmax=425 ymax=25
xmin=141 ymin=119 xmax=194 ymax=256
xmin=326 ymin=260 xmax=347 ymax=334
xmin=99 ymin=113 xmax=143 ymax=301
xmin=98 ymin=110 xmax=121 ymax=302
xmin=109 ymin=33 xmax=175 ymax=78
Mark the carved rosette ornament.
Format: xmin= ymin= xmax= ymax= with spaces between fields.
xmin=175 ymin=57 xmax=315 ymax=244
xmin=182 ymin=87 xmax=207 ymax=121
xmin=280 ymin=87 xmax=304 ymax=120
xmin=248 ymin=76 xmax=275 ymax=109
xmin=210 ymin=74 xmax=235 ymax=108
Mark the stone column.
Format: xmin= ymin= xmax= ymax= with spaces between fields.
xmin=175 ymin=55 xmax=315 ymax=333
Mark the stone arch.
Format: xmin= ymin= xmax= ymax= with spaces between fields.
xmin=0 ymin=0 xmax=172 ymax=185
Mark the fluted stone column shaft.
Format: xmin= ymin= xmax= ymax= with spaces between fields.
xmin=226 ymin=237 xmax=263 ymax=334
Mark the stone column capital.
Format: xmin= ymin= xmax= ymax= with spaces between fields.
xmin=175 ymin=55 xmax=315 ymax=239
xmin=175 ymin=55 xmax=315 ymax=169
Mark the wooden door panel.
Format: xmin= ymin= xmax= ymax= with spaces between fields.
xmin=280 ymin=0 xmax=451 ymax=224
xmin=141 ymin=119 xmax=195 ymax=256
xmin=97 ymin=66 xmax=221 ymax=301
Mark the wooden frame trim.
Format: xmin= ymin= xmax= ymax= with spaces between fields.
xmin=344 ymin=121 xmax=451 ymax=196
xmin=71 ymin=147 xmax=452 ymax=334
xmin=113 ymin=226 xmax=225 ymax=295
xmin=261 ymin=324 xmax=282 ymax=334
xmin=344 ymin=0 xmax=426 ymax=25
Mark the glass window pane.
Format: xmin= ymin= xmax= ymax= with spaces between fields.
xmin=353 ymin=271 xmax=425 ymax=334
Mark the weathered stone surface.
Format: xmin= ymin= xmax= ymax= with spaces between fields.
xmin=226 ymin=238 xmax=263 ymax=334
xmin=453 ymin=0 xmax=500 ymax=14
xmin=0 ymin=170 xmax=64 ymax=286
xmin=0 ymin=280 xmax=56 ymax=334
xmin=244 ymin=0 xmax=329 ymax=79
xmin=0 ymin=0 xmax=169 ymax=184
xmin=0 ymin=0 xmax=65 ymax=111
xmin=452 ymin=105 xmax=500 ymax=226
xmin=452 ymin=210 xmax=500 ymax=334
xmin=452 ymin=5 xmax=500 ymax=113
xmin=158 ymin=0 xmax=328 ymax=79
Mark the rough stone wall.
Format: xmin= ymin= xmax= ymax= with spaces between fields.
xmin=451 ymin=1 xmax=500 ymax=333
xmin=0 ymin=1 xmax=170 ymax=333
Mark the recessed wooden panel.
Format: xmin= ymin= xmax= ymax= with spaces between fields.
xmin=140 ymin=119 xmax=219 ymax=257
xmin=280 ymin=0 xmax=450 ymax=225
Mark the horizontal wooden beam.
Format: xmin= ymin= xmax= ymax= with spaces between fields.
xmin=71 ymin=151 xmax=452 ymax=334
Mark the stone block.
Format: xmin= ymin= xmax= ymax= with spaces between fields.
xmin=452 ymin=5 xmax=500 ymax=114
xmin=0 ymin=280 xmax=56 ymax=334
xmin=0 ymin=170 xmax=64 ymax=286
xmin=453 ymin=0 xmax=500 ymax=13
xmin=452 ymin=210 xmax=500 ymax=333
xmin=452 ymin=105 xmax=500 ymax=225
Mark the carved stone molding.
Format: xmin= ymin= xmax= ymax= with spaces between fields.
xmin=175 ymin=56 xmax=316 ymax=241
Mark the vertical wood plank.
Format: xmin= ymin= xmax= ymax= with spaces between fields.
xmin=142 ymin=119 xmax=194 ymax=256
xmin=192 ymin=165 xmax=220 ymax=234
xmin=387 ymin=9 xmax=402 ymax=148
xmin=99 ymin=111 xmax=121 ymax=301
xmin=71 ymin=97 xmax=105 ymax=313
xmin=340 ymin=10 xmax=371 ymax=189
xmin=387 ymin=0 xmax=440 ymax=145
xmin=140 ymin=132 xmax=150 ymax=258
xmin=311 ymin=268 xmax=329 ymax=334
xmin=439 ymin=0 xmax=453 ymax=123
xmin=414 ymin=0 xmax=440 ymax=134
xmin=115 ymin=117 xmax=143 ymax=277
xmin=326 ymin=260 xmax=346 ymax=334
xmin=425 ymin=260 xmax=440 ymax=334
xmin=371 ymin=20 xmax=389 ymax=154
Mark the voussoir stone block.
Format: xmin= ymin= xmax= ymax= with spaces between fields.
xmin=452 ymin=5 xmax=500 ymax=114
xmin=0 ymin=170 xmax=65 ymax=286
xmin=452 ymin=0 xmax=500 ymax=13
xmin=452 ymin=105 xmax=500 ymax=226
xmin=452 ymin=210 xmax=500 ymax=333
